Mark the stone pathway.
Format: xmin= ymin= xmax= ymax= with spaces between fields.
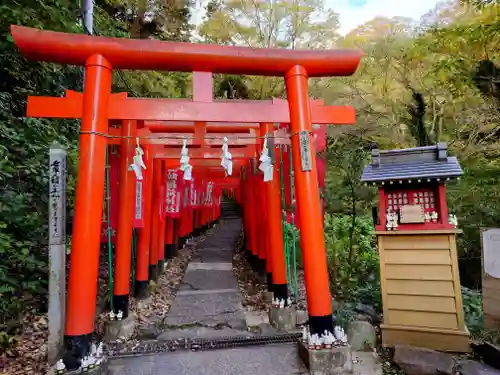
xmin=108 ymin=203 xmax=308 ymax=374
xmin=109 ymin=344 xmax=306 ymax=375
xmin=107 ymin=200 xmax=382 ymax=375
xmin=159 ymin=215 xmax=248 ymax=340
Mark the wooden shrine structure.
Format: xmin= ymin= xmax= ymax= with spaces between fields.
xmin=361 ymin=144 xmax=470 ymax=352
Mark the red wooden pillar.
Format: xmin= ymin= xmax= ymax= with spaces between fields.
xmin=255 ymin=124 xmax=271 ymax=280
xmin=178 ymin=206 xmax=186 ymax=248
xmin=149 ymin=159 xmax=163 ymax=281
xmin=193 ymin=208 xmax=200 ymax=236
xmin=198 ymin=208 xmax=203 ymax=231
xmin=135 ymin=144 xmax=154 ymax=298
xmin=173 ymin=218 xmax=179 ymax=250
xmin=286 ymin=65 xmax=333 ymax=335
xmin=157 ymin=163 xmax=167 ymax=272
xmin=177 ymin=210 xmax=184 ymax=248
xmin=193 ymin=209 xmax=199 ymax=235
xmin=243 ymin=166 xmax=253 ymax=256
xmin=64 ymin=54 xmax=112 ymax=367
xmin=157 ymin=203 xmax=166 ymax=273
xmin=241 ymin=170 xmax=249 ymax=250
xmin=112 ymin=119 xmax=137 ymax=317
xmin=261 ymin=122 xmax=274 ymax=287
xmin=199 ymin=208 xmax=204 ymax=229
xmin=188 ymin=206 xmax=194 ymax=237
xmin=165 ymin=217 xmax=175 ymax=259
xmin=248 ymin=159 xmax=258 ymax=267
xmin=267 ymin=146 xmax=288 ymax=301
xmin=378 ymin=187 xmax=387 ymax=229
xmin=251 ymin=163 xmax=265 ymax=274
xmin=437 ymin=184 xmax=449 ymax=225
xmin=260 ymin=178 xmax=271 ymax=281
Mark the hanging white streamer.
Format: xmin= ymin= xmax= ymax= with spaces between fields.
xmin=129 ymin=138 xmax=147 ymax=180
xmin=220 ymin=137 xmax=233 ymax=176
xmin=259 ymin=135 xmax=273 ymax=182
xmin=179 ymin=139 xmax=193 ymax=181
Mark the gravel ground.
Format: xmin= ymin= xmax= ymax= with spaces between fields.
xmin=0 ymin=249 xmax=112 ymax=375
xmin=97 ymin=232 xmax=212 ymax=352
xmin=0 ymin=314 xmax=49 ymax=375
xmin=232 ymin=232 xmax=267 ymax=313
xmin=0 ymin=229 xmax=212 ymax=375
xmin=232 ymin=232 xmax=308 ymax=313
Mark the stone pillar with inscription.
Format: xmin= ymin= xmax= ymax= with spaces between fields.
xmin=48 ymin=143 xmax=67 ymax=364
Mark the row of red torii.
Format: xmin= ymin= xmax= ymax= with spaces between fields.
xmin=10 ymin=25 xmax=362 ymax=366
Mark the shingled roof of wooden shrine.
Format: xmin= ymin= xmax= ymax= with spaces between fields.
xmin=360 ymin=143 xmax=464 ymax=184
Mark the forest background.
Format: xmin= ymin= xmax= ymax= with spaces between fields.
xmin=0 ymin=0 xmax=498 ymax=344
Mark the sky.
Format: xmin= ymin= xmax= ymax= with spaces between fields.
xmin=328 ymin=0 xmax=440 ymax=34
xmin=191 ymin=0 xmax=441 ymax=36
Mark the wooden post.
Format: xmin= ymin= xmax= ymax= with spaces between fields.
xmin=157 ymin=209 xmax=166 ymax=272
xmin=165 ymin=218 xmax=175 ymax=259
xmin=267 ymin=146 xmax=288 ymax=301
xmin=286 ymin=65 xmax=333 ymax=336
xmin=260 ymin=123 xmax=273 ymax=288
xmin=48 ymin=144 xmax=67 ymax=364
xmin=64 ymin=54 xmax=112 ymax=369
xmin=149 ymin=159 xmax=163 ymax=282
xmin=135 ymin=144 xmax=154 ymax=298
xmin=113 ymin=120 xmax=137 ymax=318
xmin=248 ymin=159 xmax=258 ymax=266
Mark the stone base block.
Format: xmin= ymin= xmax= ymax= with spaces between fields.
xmin=157 ymin=260 xmax=165 ymax=275
xmin=47 ymin=358 xmax=109 ymax=375
xmin=347 ymin=320 xmax=376 ymax=351
xmin=264 ymin=291 xmax=274 ymax=304
xmin=104 ymin=314 xmax=136 ymax=342
xmin=298 ymin=341 xmax=353 ymax=375
xmin=269 ymin=306 xmax=296 ymax=331
xmin=136 ymin=297 xmax=152 ymax=310
xmin=148 ymin=280 xmax=158 ymax=294
xmin=381 ymin=324 xmax=470 ymax=352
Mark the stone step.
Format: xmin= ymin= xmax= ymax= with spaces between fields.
xmin=108 ymin=343 xmax=308 ymax=375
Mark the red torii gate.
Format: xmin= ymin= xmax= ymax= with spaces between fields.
xmin=11 ymin=24 xmax=362 ymax=367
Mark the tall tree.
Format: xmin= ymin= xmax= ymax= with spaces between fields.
xmin=97 ymin=0 xmax=194 ymax=41
xmin=198 ymin=0 xmax=340 ymax=99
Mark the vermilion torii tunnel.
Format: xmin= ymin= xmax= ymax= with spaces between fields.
xmin=10 ymin=25 xmax=362 ymax=368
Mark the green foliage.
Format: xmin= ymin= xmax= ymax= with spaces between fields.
xmin=321 ymin=1 xmax=500 ymax=291
xmin=200 ymin=0 xmax=340 ymax=100
xmin=0 ymin=331 xmax=16 ymax=352
xmin=325 ymin=138 xmax=376 ymax=216
xmin=0 ymin=0 xmax=83 ymax=328
xmin=324 ymin=214 xmax=381 ymax=309
xmin=448 ymin=161 xmax=500 ymax=288
xmin=283 ymin=220 xmax=302 ymax=266
xmin=0 ymin=0 xmax=192 ymax=335
xmin=455 ymin=286 xmax=500 ymax=345
xmin=462 ymin=287 xmax=484 ymax=332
